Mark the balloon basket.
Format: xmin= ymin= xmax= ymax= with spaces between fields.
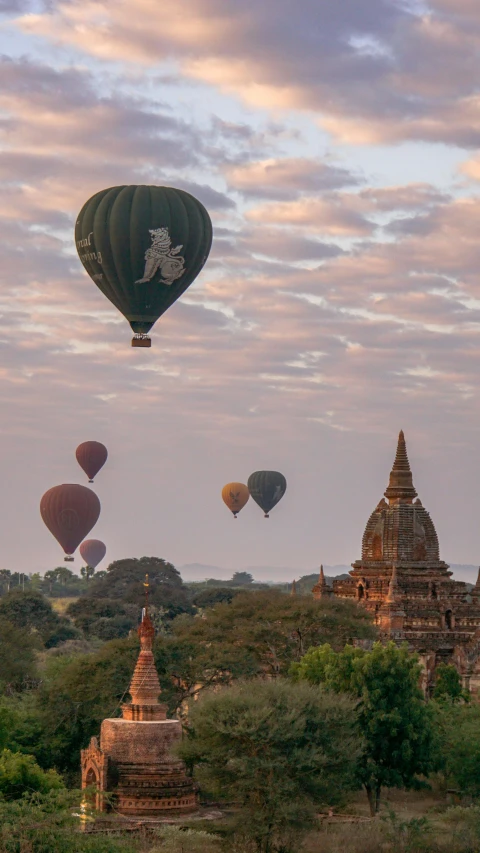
xmin=132 ymin=334 xmax=151 ymax=348
xmin=264 ymin=513 xmax=270 ymax=518
xmin=88 ymin=479 xmax=94 ymax=484
xmin=64 ymin=556 xmax=74 ymax=562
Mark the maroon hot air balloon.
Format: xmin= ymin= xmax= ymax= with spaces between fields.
xmin=80 ymin=538 xmax=106 ymax=569
xmin=40 ymin=484 xmax=101 ymax=561
xmin=76 ymin=441 xmax=108 ymax=483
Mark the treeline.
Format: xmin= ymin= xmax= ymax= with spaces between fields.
xmin=2 ymin=558 xmax=480 ymax=852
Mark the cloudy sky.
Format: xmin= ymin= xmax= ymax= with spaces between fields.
xmin=1 ymin=0 xmax=480 ymax=580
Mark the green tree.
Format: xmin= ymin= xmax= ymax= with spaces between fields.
xmin=179 ymin=679 xmax=360 ymax=853
xmin=0 ymin=570 xmax=12 ymax=594
xmin=0 ymin=589 xmax=80 ymax=649
xmin=0 ymin=749 xmax=63 ymax=799
xmin=0 ymin=618 xmax=39 ymax=692
xmin=0 ymin=789 xmax=144 ymax=852
xmin=433 ymin=663 xmax=469 ymax=703
xmin=80 ymin=565 xmax=95 ymax=582
xmin=31 ymin=638 xmax=139 ymax=776
xmin=174 ymin=590 xmax=376 ymax=682
xmin=86 ymin=556 xmax=192 ymax=618
xmin=433 ymin=702 xmax=480 ymax=797
xmin=192 ymin=587 xmax=238 ymax=608
xmin=230 ymin=571 xmax=254 ymax=585
xmin=67 ymin=597 xmax=138 ymax=639
xmin=294 ymin=641 xmax=435 ymax=815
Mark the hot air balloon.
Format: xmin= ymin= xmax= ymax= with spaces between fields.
xmin=247 ymin=471 xmax=287 ymax=518
xmin=76 ymin=441 xmax=108 ymax=483
xmin=221 ymin=482 xmax=249 ymax=518
xmin=40 ymin=484 xmax=101 ymax=561
xmin=75 ymin=185 xmax=213 ymax=347
xmin=80 ymin=538 xmax=106 ymax=569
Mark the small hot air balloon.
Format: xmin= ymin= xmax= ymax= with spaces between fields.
xmin=75 ymin=185 xmax=213 ymax=347
xmin=221 ymin=482 xmax=249 ymax=519
xmin=247 ymin=471 xmax=287 ymax=518
xmin=40 ymin=484 xmax=101 ymax=561
xmin=76 ymin=441 xmax=108 ymax=483
xmin=80 ymin=538 xmax=106 ymax=569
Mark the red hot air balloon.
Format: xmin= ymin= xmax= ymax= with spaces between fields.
xmin=80 ymin=538 xmax=106 ymax=569
xmin=40 ymin=484 xmax=101 ymax=561
xmin=76 ymin=441 xmax=108 ymax=483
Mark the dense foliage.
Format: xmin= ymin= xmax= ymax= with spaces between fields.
xmin=179 ymin=679 xmax=361 ymax=853
xmin=84 ymin=557 xmax=192 ymax=615
xmin=434 ymin=701 xmax=480 ymax=797
xmin=293 ymin=641 xmax=435 ymax=814
xmin=0 ymin=590 xmax=79 ymax=648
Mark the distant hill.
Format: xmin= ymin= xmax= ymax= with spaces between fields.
xmin=178 ymin=563 xmax=351 ymax=584
xmin=179 ymin=562 xmax=479 ymax=586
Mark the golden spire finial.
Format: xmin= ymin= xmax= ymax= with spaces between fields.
xmin=143 ymin=573 xmax=149 ymax=613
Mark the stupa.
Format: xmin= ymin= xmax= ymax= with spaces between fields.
xmin=81 ymin=594 xmax=197 ymax=815
xmin=329 ymin=431 xmax=480 ymax=694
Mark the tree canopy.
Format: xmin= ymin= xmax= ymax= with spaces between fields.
xmin=0 ymin=590 xmax=79 ymax=648
xmin=293 ymin=641 xmax=435 ymax=815
xmin=0 ymin=749 xmax=63 ymax=800
xmin=85 ymin=557 xmax=192 ymax=617
xmin=174 ymin=590 xmax=376 ymax=680
xmin=178 ymin=679 xmax=361 ymax=853
xmin=434 ymin=702 xmax=480 ymax=798
xmin=0 ymin=619 xmax=39 ymax=692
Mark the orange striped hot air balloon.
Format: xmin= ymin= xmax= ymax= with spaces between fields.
xmin=221 ymin=482 xmax=249 ymax=519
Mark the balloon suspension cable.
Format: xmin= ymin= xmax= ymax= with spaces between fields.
xmin=143 ymin=573 xmax=149 ymax=616
xmin=132 ymin=334 xmax=151 ymax=348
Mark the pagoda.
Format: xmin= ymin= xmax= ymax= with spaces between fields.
xmin=81 ymin=604 xmax=197 ymax=815
xmin=331 ymin=431 xmax=480 ymax=694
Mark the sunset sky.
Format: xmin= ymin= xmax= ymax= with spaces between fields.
xmin=1 ymin=0 xmax=480 ymax=580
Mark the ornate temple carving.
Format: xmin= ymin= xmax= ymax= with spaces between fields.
xmin=81 ymin=607 xmax=197 ymax=815
xmin=328 ymin=431 xmax=480 ymax=694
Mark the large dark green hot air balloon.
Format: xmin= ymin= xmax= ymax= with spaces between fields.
xmin=75 ymin=185 xmax=212 ymax=347
xmin=247 ymin=471 xmax=287 ymax=518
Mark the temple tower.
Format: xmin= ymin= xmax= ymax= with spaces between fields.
xmin=332 ymin=431 xmax=480 ymax=694
xmin=312 ymin=566 xmax=331 ymax=600
xmin=81 ymin=607 xmax=197 ymax=815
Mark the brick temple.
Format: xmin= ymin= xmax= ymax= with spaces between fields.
xmin=317 ymin=431 xmax=480 ymax=694
xmin=81 ymin=608 xmax=197 ymax=815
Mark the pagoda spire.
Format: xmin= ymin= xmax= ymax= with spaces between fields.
xmin=312 ymin=565 xmax=331 ymax=599
xmin=124 ymin=574 xmax=162 ymax=710
xmin=385 ymin=565 xmax=400 ymax=604
xmin=384 ymin=430 xmax=417 ymax=504
xmin=290 ymin=579 xmax=297 ymax=596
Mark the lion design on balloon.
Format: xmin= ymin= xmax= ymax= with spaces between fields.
xmin=135 ymin=227 xmax=185 ymax=286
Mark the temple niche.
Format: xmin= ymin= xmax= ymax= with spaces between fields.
xmin=81 ymin=608 xmax=197 ymax=816
xmin=329 ymin=430 xmax=480 ymax=695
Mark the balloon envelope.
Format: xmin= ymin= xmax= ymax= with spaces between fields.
xmin=75 ymin=185 xmax=213 ymax=346
xmin=40 ymin=484 xmax=101 ymax=558
xmin=76 ymin=441 xmax=108 ymax=483
xmin=247 ymin=471 xmax=287 ymax=517
xmin=80 ymin=538 xmax=106 ymax=569
xmin=221 ymin=482 xmax=249 ymax=517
